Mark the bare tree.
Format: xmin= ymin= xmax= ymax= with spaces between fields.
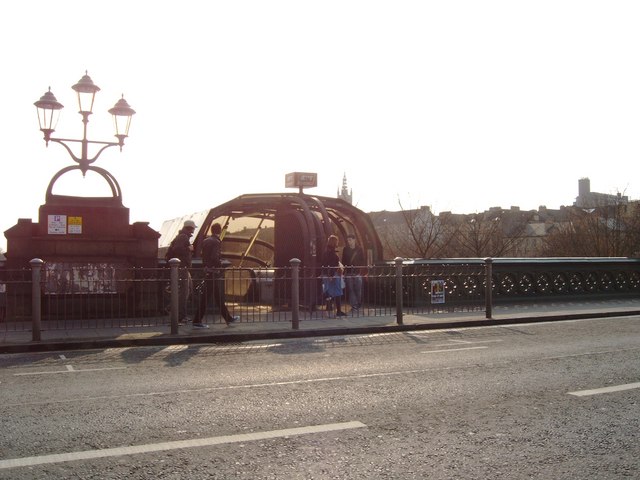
xmin=543 ymin=201 xmax=640 ymax=257
xmin=375 ymin=201 xmax=459 ymax=259
xmin=372 ymin=193 xmax=640 ymax=259
xmin=398 ymin=202 xmax=457 ymax=258
xmin=447 ymin=209 xmax=532 ymax=257
xmin=626 ymin=202 xmax=640 ymax=257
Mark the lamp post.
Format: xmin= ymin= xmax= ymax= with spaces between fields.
xmin=34 ymin=72 xmax=135 ymax=202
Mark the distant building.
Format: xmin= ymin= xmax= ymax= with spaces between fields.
xmin=574 ymin=177 xmax=628 ymax=208
xmin=367 ymin=203 xmax=571 ymax=258
xmin=337 ymin=173 xmax=353 ymax=204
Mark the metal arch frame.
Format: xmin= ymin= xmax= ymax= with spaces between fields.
xmin=45 ymin=165 xmax=123 ymax=204
xmin=194 ymin=193 xmax=320 ymax=268
xmin=192 ymin=193 xmax=384 ymax=269
xmin=311 ymin=195 xmax=384 ymax=263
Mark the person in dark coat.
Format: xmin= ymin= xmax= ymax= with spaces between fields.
xmin=341 ymin=233 xmax=365 ymax=311
xmin=192 ymin=223 xmax=238 ymax=328
xmin=167 ymin=220 xmax=197 ymax=322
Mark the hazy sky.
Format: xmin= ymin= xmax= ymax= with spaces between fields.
xmin=2 ymin=1 xmax=639 ymax=252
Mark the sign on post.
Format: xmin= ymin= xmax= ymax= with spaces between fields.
xmin=431 ymin=280 xmax=445 ymax=304
xmin=285 ymin=172 xmax=317 ymax=192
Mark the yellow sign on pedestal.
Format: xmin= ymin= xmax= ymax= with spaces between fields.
xmin=68 ymin=216 xmax=83 ymax=234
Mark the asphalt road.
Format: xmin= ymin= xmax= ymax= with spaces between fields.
xmin=0 ymin=316 xmax=638 ymax=479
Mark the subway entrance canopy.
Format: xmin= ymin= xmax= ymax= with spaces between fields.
xmin=159 ymin=193 xmax=383 ymax=271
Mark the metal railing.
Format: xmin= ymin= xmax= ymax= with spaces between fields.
xmin=1 ymin=257 xmax=639 ymax=341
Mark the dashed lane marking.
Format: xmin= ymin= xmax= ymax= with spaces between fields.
xmin=422 ymin=346 xmax=488 ymax=354
xmin=430 ymin=340 xmax=503 ymax=347
xmin=568 ymin=382 xmax=640 ymax=397
xmin=0 ymin=421 xmax=367 ymax=470
xmin=14 ymin=366 xmax=127 ymax=376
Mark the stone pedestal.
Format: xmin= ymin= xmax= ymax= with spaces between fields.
xmin=4 ymin=195 xmax=159 ymax=269
xmin=3 ymin=195 xmax=161 ymax=320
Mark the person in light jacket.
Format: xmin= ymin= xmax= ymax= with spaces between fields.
xmin=322 ymin=234 xmax=346 ymax=317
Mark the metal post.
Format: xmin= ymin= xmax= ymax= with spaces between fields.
xmin=290 ymin=258 xmax=301 ymax=330
xmin=30 ymin=258 xmax=44 ymax=342
xmin=169 ymin=258 xmax=180 ymax=335
xmin=395 ymin=257 xmax=404 ymax=325
xmin=484 ymin=257 xmax=493 ymax=319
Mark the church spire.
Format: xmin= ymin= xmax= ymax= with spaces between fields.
xmin=337 ymin=172 xmax=353 ymax=204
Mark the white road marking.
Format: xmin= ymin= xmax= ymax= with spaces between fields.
xmin=568 ymin=382 xmax=640 ymax=397
xmin=59 ymin=355 xmax=67 ymax=360
xmin=0 ymin=421 xmax=367 ymax=470
xmin=431 ymin=340 xmax=503 ymax=347
xmin=422 ymin=346 xmax=488 ymax=354
xmin=4 ymin=368 xmax=466 ymax=407
xmin=6 ymin=346 xmax=639 ymax=408
xmin=14 ymin=367 xmax=127 ymax=377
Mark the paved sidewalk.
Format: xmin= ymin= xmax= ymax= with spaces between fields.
xmin=1 ymin=298 xmax=639 ymax=353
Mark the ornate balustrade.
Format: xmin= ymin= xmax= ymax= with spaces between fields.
xmin=399 ymin=257 xmax=640 ymax=305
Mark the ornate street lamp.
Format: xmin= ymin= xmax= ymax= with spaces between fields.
xmin=34 ymin=72 xmax=136 ymax=202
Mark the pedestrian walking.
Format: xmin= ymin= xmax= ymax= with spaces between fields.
xmin=192 ymin=222 xmax=238 ymax=328
xmin=166 ymin=220 xmax=197 ymax=323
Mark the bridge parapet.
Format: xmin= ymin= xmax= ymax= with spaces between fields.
xmin=398 ymin=257 xmax=640 ymax=304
